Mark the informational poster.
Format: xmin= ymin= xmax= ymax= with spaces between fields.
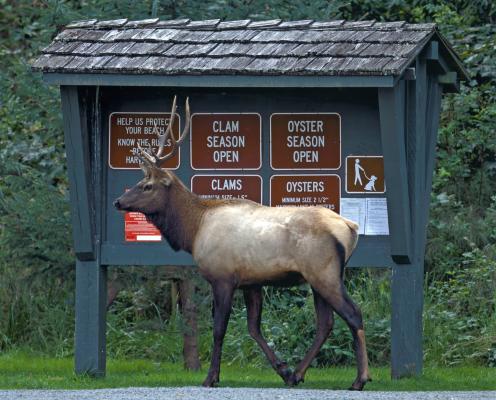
xmin=109 ymin=112 xmax=180 ymax=169
xmin=340 ymin=198 xmax=389 ymax=235
xmin=125 ymin=212 xmax=162 ymax=242
xmin=270 ymin=175 xmax=340 ymax=213
xmin=270 ymin=113 xmax=341 ymax=170
xmin=191 ymin=175 xmax=262 ymax=203
xmin=364 ymin=198 xmax=389 ymax=235
xmin=190 ymin=113 xmax=262 ymax=170
xmin=345 ymin=156 xmax=385 ymax=193
xmin=340 ymin=198 xmax=366 ymax=235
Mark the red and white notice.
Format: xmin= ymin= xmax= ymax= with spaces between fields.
xmin=124 ymin=212 xmax=162 ymax=242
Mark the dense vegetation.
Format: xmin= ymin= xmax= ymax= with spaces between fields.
xmin=0 ymin=1 xmax=495 ymax=370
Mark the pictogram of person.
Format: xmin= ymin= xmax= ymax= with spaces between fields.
xmin=354 ymin=158 xmax=367 ymax=186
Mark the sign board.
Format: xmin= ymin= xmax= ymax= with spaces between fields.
xmin=109 ymin=112 xmax=180 ymax=169
xmin=125 ymin=212 xmax=162 ymax=242
xmin=270 ymin=113 xmax=341 ymax=170
xmin=190 ymin=113 xmax=262 ymax=170
xmin=345 ymin=156 xmax=385 ymax=193
xmin=191 ymin=175 xmax=262 ymax=203
xmin=270 ymin=174 xmax=340 ymax=213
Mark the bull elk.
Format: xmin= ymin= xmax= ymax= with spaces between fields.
xmin=113 ymin=96 xmax=371 ymax=390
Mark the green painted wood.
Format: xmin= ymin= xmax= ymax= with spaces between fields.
xmin=403 ymin=67 xmax=416 ymax=81
xmin=70 ymin=86 xmax=107 ymax=377
xmin=419 ymin=74 xmax=442 ymax=252
xmin=390 ymin=54 xmax=429 ymax=380
xmin=378 ymin=83 xmax=412 ymax=263
xmin=43 ymin=73 xmax=396 ymax=88
xmin=413 ymin=55 xmax=428 ymax=260
xmin=100 ymin=240 xmax=392 ymax=268
xmin=347 ymin=238 xmax=393 ymax=268
xmin=75 ymin=258 xmax=107 ymax=377
xmin=426 ymin=41 xmax=439 ymax=61
xmin=432 ymin=31 xmax=470 ymax=81
xmin=60 ymin=86 xmax=95 ymax=260
xmin=391 ymin=261 xmax=423 ymax=378
xmin=425 ymin=42 xmax=461 ymax=93
xmin=439 ymin=72 xmax=458 ymax=85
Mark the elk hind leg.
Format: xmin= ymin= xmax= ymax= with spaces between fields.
xmin=202 ymin=280 xmax=235 ymax=387
xmin=243 ymin=286 xmax=293 ymax=385
xmin=309 ymin=277 xmax=371 ymax=391
xmin=288 ymin=288 xmax=334 ymax=386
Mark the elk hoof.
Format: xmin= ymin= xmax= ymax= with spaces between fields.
xmin=202 ymin=375 xmax=219 ymax=387
xmin=348 ymin=376 xmax=371 ymax=391
xmin=280 ymin=367 xmax=293 ymax=385
xmin=286 ymin=372 xmax=304 ymax=387
xmin=275 ymin=361 xmax=293 ymax=385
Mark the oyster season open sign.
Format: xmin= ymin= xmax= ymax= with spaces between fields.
xmin=109 ymin=112 xmax=181 ymax=169
xmin=190 ymin=113 xmax=262 ymax=170
xmin=270 ymin=113 xmax=341 ymax=170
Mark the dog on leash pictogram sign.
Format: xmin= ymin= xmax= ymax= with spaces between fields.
xmin=345 ymin=156 xmax=385 ymax=194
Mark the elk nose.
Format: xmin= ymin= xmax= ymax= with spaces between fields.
xmin=113 ymin=199 xmax=121 ymax=210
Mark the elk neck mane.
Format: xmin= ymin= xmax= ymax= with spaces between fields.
xmin=143 ymin=172 xmax=256 ymax=253
xmin=144 ymin=174 xmax=206 ymax=253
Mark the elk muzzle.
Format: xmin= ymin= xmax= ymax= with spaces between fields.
xmin=113 ymin=199 xmax=123 ymax=210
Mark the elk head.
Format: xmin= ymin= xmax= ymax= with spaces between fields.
xmin=113 ymin=96 xmax=190 ymax=215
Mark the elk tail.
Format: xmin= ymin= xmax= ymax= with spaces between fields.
xmin=337 ymin=217 xmax=359 ymax=279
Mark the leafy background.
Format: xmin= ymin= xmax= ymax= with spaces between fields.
xmin=0 ymin=0 xmax=495 ymax=368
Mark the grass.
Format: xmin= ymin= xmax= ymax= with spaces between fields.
xmin=0 ymin=353 xmax=495 ymax=391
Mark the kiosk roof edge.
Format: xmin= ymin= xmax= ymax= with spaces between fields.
xmin=33 ymin=18 xmax=467 ymax=87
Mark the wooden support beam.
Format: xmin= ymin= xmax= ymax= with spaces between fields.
xmin=75 ymin=259 xmax=107 ymax=376
xmin=378 ymin=82 xmax=412 ymax=263
xmin=403 ymin=67 xmax=416 ymax=81
xmin=60 ymin=86 xmax=95 ymax=260
xmin=44 ymin=73 xmax=396 ymax=88
xmin=410 ymin=55 xmax=428 ymax=261
xmin=439 ymin=71 xmax=460 ymax=93
xmin=391 ymin=261 xmax=423 ymax=378
xmin=438 ymin=71 xmax=458 ymax=85
xmin=419 ymin=74 xmax=442 ymax=252
xmin=426 ymin=41 xmax=439 ymax=61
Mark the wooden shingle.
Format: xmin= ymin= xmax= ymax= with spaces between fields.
xmin=33 ymin=18 xmax=461 ymax=78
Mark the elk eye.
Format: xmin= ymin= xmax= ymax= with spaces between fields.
xmin=143 ymin=184 xmax=153 ymax=192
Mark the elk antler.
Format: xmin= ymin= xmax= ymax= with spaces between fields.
xmin=137 ymin=96 xmax=190 ymax=168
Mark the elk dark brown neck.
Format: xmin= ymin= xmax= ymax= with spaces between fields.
xmin=146 ymin=175 xmax=206 ymax=253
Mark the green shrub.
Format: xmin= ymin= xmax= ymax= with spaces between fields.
xmin=0 ymin=161 xmax=74 ymax=355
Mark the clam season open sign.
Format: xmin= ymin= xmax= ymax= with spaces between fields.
xmin=109 ymin=112 xmax=180 ymax=169
xmin=270 ymin=113 xmax=341 ymax=170
xmin=190 ymin=113 xmax=262 ymax=170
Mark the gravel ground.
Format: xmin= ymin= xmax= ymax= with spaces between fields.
xmin=0 ymin=388 xmax=495 ymax=400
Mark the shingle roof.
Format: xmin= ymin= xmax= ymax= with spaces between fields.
xmin=33 ymin=18 xmax=443 ymax=77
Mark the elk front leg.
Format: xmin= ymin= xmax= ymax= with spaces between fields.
xmin=288 ymin=288 xmax=334 ymax=386
xmin=202 ymin=281 xmax=235 ymax=387
xmin=243 ymin=286 xmax=293 ymax=385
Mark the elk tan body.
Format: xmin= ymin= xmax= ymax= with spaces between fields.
xmin=194 ymin=203 xmax=358 ymax=287
xmin=114 ymin=96 xmax=371 ymax=391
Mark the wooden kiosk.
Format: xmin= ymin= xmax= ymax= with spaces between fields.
xmin=33 ymin=17 xmax=467 ymax=379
